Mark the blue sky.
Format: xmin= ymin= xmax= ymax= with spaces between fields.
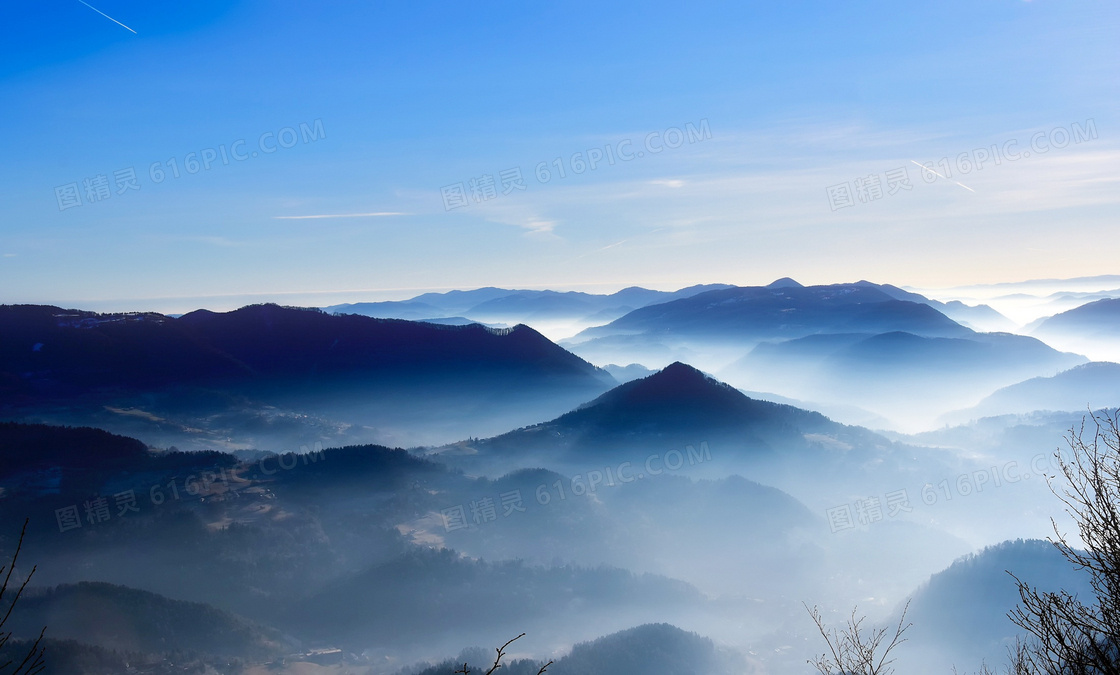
xmin=1 ymin=0 xmax=1117 ymax=312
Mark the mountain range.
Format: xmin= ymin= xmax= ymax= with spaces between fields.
xmin=941 ymin=361 xmax=1120 ymax=423
xmin=0 ymin=303 xmax=610 ymax=396
xmin=1006 ymin=296 xmax=1120 ymax=371
xmin=325 ymin=284 xmax=734 ymax=325
xmin=0 ymin=303 xmax=615 ymax=448
xmin=569 ymin=281 xmax=975 ymax=345
xmin=2 ymin=278 xmax=1115 ymax=675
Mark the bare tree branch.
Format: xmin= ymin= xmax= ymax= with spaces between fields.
xmin=805 ymin=600 xmax=911 ymax=675
xmin=454 ymin=633 xmax=550 ymax=675
xmin=0 ymin=519 xmax=45 ymax=675
xmin=1007 ymin=410 xmax=1120 ymax=675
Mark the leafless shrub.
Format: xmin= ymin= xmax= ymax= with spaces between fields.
xmin=0 ymin=519 xmax=45 ymax=675
xmin=453 ymin=633 xmax=551 ymax=675
xmin=805 ymin=600 xmax=911 ymax=675
xmin=1008 ymin=410 xmax=1120 ymax=675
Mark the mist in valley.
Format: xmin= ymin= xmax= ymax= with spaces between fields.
xmin=2 ymin=276 xmax=1119 ymax=675
xmin=3 ymin=2 xmax=1119 ymax=673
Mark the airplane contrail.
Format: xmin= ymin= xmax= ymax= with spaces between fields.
xmin=77 ymin=0 xmax=137 ymax=34
xmin=909 ymin=160 xmax=975 ymax=193
xmin=575 ymin=239 xmax=629 ymax=259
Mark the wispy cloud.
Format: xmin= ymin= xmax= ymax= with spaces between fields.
xmin=462 ymin=198 xmax=563 ymax=239
xmin=273 ymin=212 xmax=408 ymax=220
xmin=523 ymin=220 xmax=557 ymax=236
xmin=165 ymin=236 xmax=252 ymax=248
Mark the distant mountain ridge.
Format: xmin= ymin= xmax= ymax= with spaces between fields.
xmin=325 ymin=283 xmax=734 ymax=323
xmin=0 ymin=302 xmax=613 ymax=398
xmin=0 ymin=302 xmax=618 ymax=448
xmin=722 ymin=329 xmax=1085 ymax=428
xmin=1023 ymin=297 xmax=1120 ymax=362
xmin=1033 ymin=297 xmax=1120 ymax=338
xmin=871 ymin=281 xmax=1016 ymax=331
xmin=943 ymin=361 xmax=1120 ymax=422
xmin=571 ymin=281 xmax=975 ymax=343
xmin=326 ymin=279 xmax=1014 ymax=336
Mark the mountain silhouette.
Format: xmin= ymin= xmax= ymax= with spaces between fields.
xmin=327 ymin=284 xmax=734 ymax=323
xmin=0 ymin=303 xmax=612 ymax=398
xmin=948 ymin=361 xmax=1120 ymax=420
xmin=490 ymin=362 xmax=836 ymax=447
xmin=721 ymin=330 xmax=1086 ymax=428
xmin=7 ymin=582 xmax=288 ymax=660
xmin=766 ymin=276 xmax=804 ymax=288
xmin=1034 ymin=297 xmax=1120 ymax=339
xmin=899 ymin=539 xmax=1094 ymax=674
xmin=571 ymin=282 xmax=972 ymax=344
xmin=438 ymin=362 xmax=912 ymax=487
xmin=555 ymin=361 xmax=826 ymax=430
